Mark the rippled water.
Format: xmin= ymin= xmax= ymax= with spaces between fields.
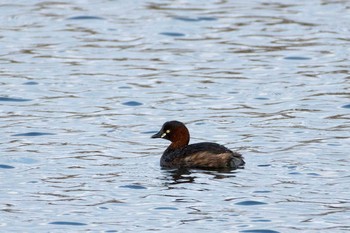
xmin=1 ymin=0 xmax=350 ymax=232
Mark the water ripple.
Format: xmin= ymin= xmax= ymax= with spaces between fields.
xmin=12 ymin=132 xmax=55 ymax=137
xmin=159 ymin=32 xmax=186 ymax=37
xmin=235 ymin=201 xmax=267 ymax=206
xmin=0 ymin=0 xmax=349 ymax=232
xmin=0 ymin=164 xmax=15 ymax=169
xmin=67 ymin=16 xmax=105 ymax=20
xmin=0 ymin=97 xmax=32 ymax=102
xmin=49 ymin=221 xmax=87 ymax=226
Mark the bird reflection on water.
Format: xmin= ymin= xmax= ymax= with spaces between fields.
xmin=161 ymin=167 xmax=239 ymax=186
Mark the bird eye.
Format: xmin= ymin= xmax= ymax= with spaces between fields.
xmin=161 ymin=129 xmax=171 ymax=138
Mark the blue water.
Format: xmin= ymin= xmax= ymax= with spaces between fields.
xmin=1 ymin=0 xmax=350 ymax=232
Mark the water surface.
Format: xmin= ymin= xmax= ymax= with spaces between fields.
xmin=1 ymin=0 xmax=349 ymax=232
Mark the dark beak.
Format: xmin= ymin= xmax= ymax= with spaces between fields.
xmin=151 ymin=130 xmax=163 ymax=138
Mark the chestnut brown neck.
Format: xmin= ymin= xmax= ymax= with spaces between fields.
xmin=168 ymin=126 xmax=190 ymax=150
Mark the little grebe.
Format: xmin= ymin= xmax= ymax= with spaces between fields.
xmin=151 ymin=121 xmax=245 ymax=169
